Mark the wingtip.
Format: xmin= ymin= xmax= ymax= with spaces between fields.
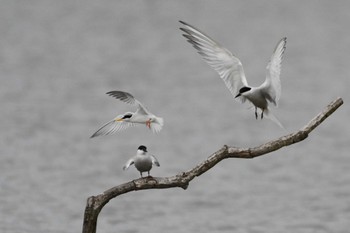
xmin=106 ymin=90 xmax=117 ymax=96
xmin=90 ymin=132 xmax=100 ymax=138
xmin=90 ymin=132 xmax=98 ymax=138
xmin=281 ymin=37 xmax=287 ymax=45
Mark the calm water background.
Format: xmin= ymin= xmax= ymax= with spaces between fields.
xmin=1 ymin=1 xmax=350 ymax=233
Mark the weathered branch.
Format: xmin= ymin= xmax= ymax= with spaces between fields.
xmin=82 ymin=97 xmax=343 ymax=233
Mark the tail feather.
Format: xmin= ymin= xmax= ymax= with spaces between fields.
xmin=150 ymin=117 xmax=164 ymax=133
xmin=264 ymin=108 xmax=285 ymax=129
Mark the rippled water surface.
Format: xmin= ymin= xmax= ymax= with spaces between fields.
xmin=1 ymin=1 xmax=350 ymax=233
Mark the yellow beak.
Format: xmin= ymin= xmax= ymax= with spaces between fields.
xmin=115 ymin=118 xmax=123 ymax=122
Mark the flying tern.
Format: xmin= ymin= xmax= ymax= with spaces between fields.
xmin=90 ymin=91 xmax=164 ymax=138
xmin=180 ymin=21 xmax=286 ymax=128
xmin=123 ymin=145 xmax=160 ymax=177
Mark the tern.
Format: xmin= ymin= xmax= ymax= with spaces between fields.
xmin=123 ymin=145 xmax=160 ymax=177
xmin=180 ymin=21 xmax=286 ymax=128
xmin=90 ymin=91 xmax=164 ymax=138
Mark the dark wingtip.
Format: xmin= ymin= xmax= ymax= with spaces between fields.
xmin=106 ymin=90 xmax=116 ymax=95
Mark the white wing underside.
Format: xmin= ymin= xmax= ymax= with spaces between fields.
xmin=123 ymin=158 xmax=135 ymax=170
xmin=90 ymin=118 xmax=136 ymax=138
xmin=180 ymin=21 xmax=248 ymax=98
xmin=263 ymin=37 xmax=287 ymax=106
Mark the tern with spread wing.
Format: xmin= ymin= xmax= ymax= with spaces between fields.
xmin=123 ymin=145 xmax=160 ymax=177
xmin=180 ymin=21 xmax=286 ymax=128
xmin=90 ymin=91 xmax=164 ymax=138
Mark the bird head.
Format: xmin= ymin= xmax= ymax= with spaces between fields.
xmin=115 ymin=112 xmax=133 ymax=122
xmin=235 ymin=86 xmax=251 ymax=98
xmin=137 ymin=145 xmax=148 ymax=153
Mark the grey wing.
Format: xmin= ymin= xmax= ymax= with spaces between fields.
xmin=107 ymin=91 xmax=137 ymax=105
xmin=123 ymin=158 xmax=135 ymax=170
xmin=134 ymin=103 xmax=151 ymax=117
xmin=150 ymin=155 xmax=160 ymax=167
xmin=263 ymin=37 xmax=287 ymax=106
xmin=107 ymin=90 xmax=151 ymax=115
xmin=90 ymin=117 xmax=136 ymax=138
xmin=180 ymin=21 xmax=248 ymax=98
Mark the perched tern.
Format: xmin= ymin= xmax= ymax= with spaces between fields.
xmin=180 ymin=21 xmax=286 ymax=128
xmin=90 ymin=91 xmax=164 ymax=138
xmin=123 ymin=145 xmax=160 ymax=177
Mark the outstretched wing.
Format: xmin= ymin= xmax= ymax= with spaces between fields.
xmin=123 ymin=158 xmax=135 ymax=170
xmin=180 ymin=21 xmax=248 ymax=98
xmin=150 ymin=155 xmax=160 ymax=167
xmin=263 ymin=37 xmax=287 ymax=106
xmin=90 ymin=116 xmax=136 ymax=138
xmin=107 ymin=91 xmax=150 ymax=115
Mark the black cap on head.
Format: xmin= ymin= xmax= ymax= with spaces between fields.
xmin=235 ymin=86 xmax=251 ymax=98
xmin=239 ymin=86 xmax=251 ymax=93
xmin=122 ymin=113 xmax=132 ymax=119
xmin=138 ymin=145 xmax=147 ymax=152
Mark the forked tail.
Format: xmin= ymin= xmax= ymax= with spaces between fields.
xmin=264 ymin=108 xmax=285 ymax=129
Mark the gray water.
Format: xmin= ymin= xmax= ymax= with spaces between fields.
xmin=1 ymin=1 xmax=350 ymax=233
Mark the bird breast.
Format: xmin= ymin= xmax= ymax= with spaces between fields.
xmin=245 ymin=89 xmax=268 ymax=109
xmin=134 ymin=156 xmax=152 ymax=172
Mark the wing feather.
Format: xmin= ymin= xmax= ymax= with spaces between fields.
xmin=150 ymin=155 xmax=160 ymax=167
xmin=107 ymin=91 xmax=150 ymax=115
xmin=123 ymin=158 xmax=135 ymax=170
xmin=263 ymin=37 xmax=287 ymax=106
xmin=107 ymin=91 xmax=137 ymax=105
xmin=180 ymin=21 xmax=248 ymax=98
xmin=90 ymin=117 xmax=136 ymax=138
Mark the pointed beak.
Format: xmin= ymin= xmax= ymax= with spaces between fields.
xmin=235 ymin=93 xmax=241 ymax=98
xmin=115 ymin=118 xmax=123 ymax=122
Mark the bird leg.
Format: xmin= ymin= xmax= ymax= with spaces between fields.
xmin=261 ymin=109 xmax=264 ymax=119
xmin=255 ymin=107 xmax=258 ymax=119
xmin=146 ymin=119 xmax=151 ymax=129
xmin=146 ymin=172 xmax=156 ymax=180
xmin=140 ymin=172 xmax=143 ymax=177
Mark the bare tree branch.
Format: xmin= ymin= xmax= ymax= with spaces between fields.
xmin=82 ymin=97 xmax=343 ymax=233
